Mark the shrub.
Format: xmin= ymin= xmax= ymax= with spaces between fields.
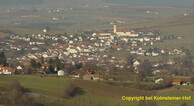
xmin=61 ymin=80 xmax=84 ymax=98
xmin=1 ymin=80 xmax=35 ymax=106
xmin=191 ymin=77 xmax=194 ymax=84
xmin=181 ymin=102 xmax=188 ymax=106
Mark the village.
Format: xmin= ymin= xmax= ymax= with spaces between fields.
xmin=0 ymin=23 xmax=191 ymax=86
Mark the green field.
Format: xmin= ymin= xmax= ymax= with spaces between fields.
xmin=0 ymin=32 xmax=8 ymax=38
xmin=0 ymin=6 xmax=191 ymax=33
xmin=0 ymin=75 xmax=193 ymax=106
xmin=0 ymin=75 xmax=147 ymax=105
xmin=0 ymin=26 xmax=66 ymax=35
xmin=156 ymin=88 xmax=194 ymax=106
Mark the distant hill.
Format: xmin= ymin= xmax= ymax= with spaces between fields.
xmin=0 ymin=0 xmax=43 ymax=5
xmin=1 ymin=0 xmax=193 ymax=8
xmin=0 ymin=0 xmax=105 ymax=8
xmin=104 ymin=0 xmax=194 ymax=8
xmin=42 ymin=0 xmax=106 ymax=8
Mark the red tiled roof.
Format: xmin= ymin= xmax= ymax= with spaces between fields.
xmin=93 ymin=74 xmax=100 ymax=78
xmin=172 ymin=79 xmax=187 ymax=83
xmin=116 ymin=29 xmax=131 ymax=32
xmin=0 ymin=66 xmax=13 ymax=72
xmin=159 ymin=69 xmax=169 ymax=73
xmin=112 ymin=45 xmax=122 ymax=48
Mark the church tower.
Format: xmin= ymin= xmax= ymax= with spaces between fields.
xmin=113 ymin=21 xmax=117 ymax=33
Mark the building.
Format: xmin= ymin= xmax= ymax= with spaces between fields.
xmin=83 ymin=74 xmax=91 ymax=80
xmin=58 ymin=70 xmax=65 ymax=76
xmin=17 ymin=66 xmax=23 ymax=70
xmin=113 ymin=21 xmax=117 ymax=33
xmin=172 ymin=79 xmax=189 ymax=85
xmin=133 ymin=60 xmax=140 ymax=67
xmin=155 ymin=78 xmax=164 ymax=84
xmin=0 ymin=66 xmax=13 ymax=75
xmin=43 ymin=28 xmax=47 ymax=33
xmin=113 ymin=23 xmax=138 ymax=37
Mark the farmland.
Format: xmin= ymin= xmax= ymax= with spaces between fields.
xmin=0 ymin=75 xmax=147 ymax=105
xmin=0 ymin=75 xmax=193 ymax=106
xmin=0 ymin=5 xmax=192 ymax=33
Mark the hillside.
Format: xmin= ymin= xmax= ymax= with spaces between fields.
xmin=1 ymin=0 xmax=194 ymax=8
xmin=0 ymin=0 xmax=43 ymax=5
xmin=104 ymin=0 xmax=194 ymax=8
xmin=45 ymin=0 xmax=106 ymax=8
xmin=0 ymin=75 xmax=193 ymax=106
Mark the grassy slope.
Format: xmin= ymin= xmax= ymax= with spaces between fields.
xmin=0 ymin=32 xmax=8 ymax=38
xmin=0 ymin=75 xmax=149 ymax=105
xmin=0 ymin=26 xmax=66 ymax=35
xmin=0 ymin=75 xmax=194 ymax=106
xmin=156 ymin=88 xmax=194 ymax=106
xmin=0 ymin=6 xmax=190 ymax=33
xmin=0 ymin=75 xmax=68 ymax=96
xmin=152 ymin=24 xmax=194 ymax=51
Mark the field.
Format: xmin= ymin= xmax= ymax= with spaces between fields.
xmin=156 ymin=88 xmax=194 ymax=106
xmin=105 ymin=14 xmax=194 ymax=61
xmin=0 ymin=32 xmax=8 ymax=38
xmin=0 ymin=75 xmax=149 ymax=105
xmin=0 ymin=75 xmax=194 ymax=106
xmin=0 ymin=26 xmax=66 ymax=35
xmin=0 ymin=6 xmax=191 ymax=34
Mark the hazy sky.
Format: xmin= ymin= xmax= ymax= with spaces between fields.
xmin=0 ymin=0 xmax=194 ymax=8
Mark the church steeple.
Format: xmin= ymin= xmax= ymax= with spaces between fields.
xmin=113 ymin=21 xmax=117 ymax=33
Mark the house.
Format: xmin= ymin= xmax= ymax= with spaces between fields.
xmin=67 ymin=47 xmax=78 ymax=54
xmin=131 ymin=41 xmax=137 ymax=46
xmin=155 ymin=36 xmax=161 ymax=40
xmin=152 ymin=69 xmax=169 ymax=75
xmin=96 ymin=35 xmax=110 ymax=40
xmin=161 ymin=49 xmax=167 ymax=54
xmin=130 ymin=37 xmax=144 ymax=42
xmin=151 ymin=42 xmax=153 ymax=45
xmin=120 ymin=36 xmax=129 ymax=42
xmin=41 ymin=64 xmax=49 ymax=69
xmin=92 ymin=74 xmax=100 ymax=80
xmin=112 ymin=45 xmax=122 ymax=51
xmin=83 ymin=74 xmax=92 ymax=80
xmin=134 ymin=69 xmax=144 ymax=74
xmin=76 ymin=45 xmax=84 ymax=52
xmin=159 ymin=69 xmax=169 ymax=75
xmin=0 ymin=66 xmax=13 ymax=75
xmin=152 ymin=63 xmax=160 ymax=67
xmin=43 ymin=28 xmax=47 ymax=33
xmin=166 ymin=60 xmax=175 ymax=65
xmin=143 ymin=37 xmax=150 ymax=41
xmin=133 ymin=60 xmax=140 ymax=67
xmin=17 ymin=66 xmax=23 ymax=70
xmin=172 ymin=79 xmax=189 ymax=85
xmin=155 ymin=78 xmax=164 ymax=84
xmin=70 ymin=74 xmax=80 ymax=78
xmin=177 ymin=36 xmax=183 ymax=39
xmin=152 ymin=52 xmax=159 ymax=56
xmin=58 ymin=70 xmax=65 ymax=76
xmin=136 ymin=50 xmax=145 ymax=55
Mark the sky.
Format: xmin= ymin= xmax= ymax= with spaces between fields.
xmin=0 ymin=0 xmax=194 ymax=8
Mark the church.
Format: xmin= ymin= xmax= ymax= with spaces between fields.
xmin=113 ymin=22 xmax=139 ymax=37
